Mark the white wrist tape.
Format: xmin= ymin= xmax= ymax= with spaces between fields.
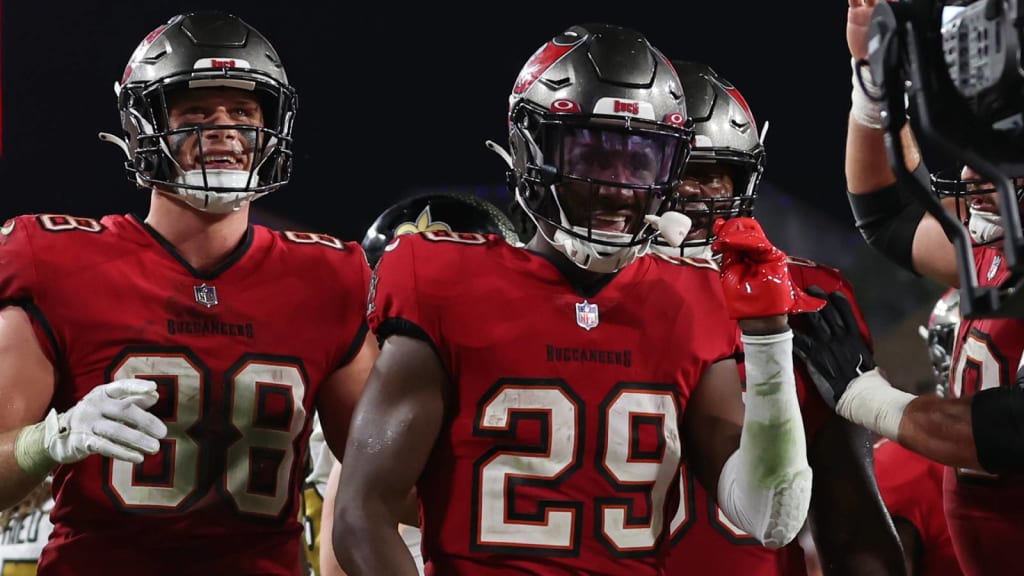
xmin=717 ymin=330 xmax=812 ymax=548
xmin=14 ymin=415 xmax=57 ymax=478
xmin=851 ymin=57 xmax=884 ymax=129
xmin=836 ymin=367 xmax=913 ymax=441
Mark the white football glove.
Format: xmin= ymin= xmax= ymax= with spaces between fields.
xmin=16 ymin=379 xmax=168 ymax=475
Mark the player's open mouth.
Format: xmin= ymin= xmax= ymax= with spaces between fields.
xmin=198 ymin=153 xmax=244 ymax=169
xmin=970 ymin=198 xmax=997 ymax=213
xmin=685 ymin=217 xmax=709 ymax=239
xmin=683 ymin=204 xmax=711 ymax=239
xmin=589 ymin=211 xmax=632 ymax=233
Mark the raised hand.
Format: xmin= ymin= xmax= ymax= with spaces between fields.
xmin=848 ymin=0 xmax=879 ymax=61
xmin=711 ymin=217 xmax=825 ymax=320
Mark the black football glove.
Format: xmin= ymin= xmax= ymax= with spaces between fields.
xmin=791 ymin=285 xmax=876 ymax=409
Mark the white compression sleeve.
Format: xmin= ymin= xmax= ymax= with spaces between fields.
xmin=717 ymin=330 xmax=812 ymax=548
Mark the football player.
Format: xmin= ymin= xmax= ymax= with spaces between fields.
xmin=0 ymin=11 xmax=376 ymax=575
xmin=333 ymin=23 xmax=818 ymax=575
xmin=659 ymin=61 xmax=905 ymax=576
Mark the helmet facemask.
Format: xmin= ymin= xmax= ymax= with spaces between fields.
xmin=918 ymin=289 xmax=960 ymax=397
xmin=671 ymin=154 xmax=760 ymax=258
xmin=121 ymin=74 xmax=296 ymax=214
xmin=931 ymin=166 xmax=1024 ymax=246
xmin=512 ymin=104 xmax=691 ymax=273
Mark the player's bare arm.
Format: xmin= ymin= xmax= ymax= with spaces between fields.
xmin=314 ymin=331 xmax=378 ymax=576
xmin=844 ymin=0 xmax=959 ymax=285
xmin=0 ymin=307 xmax=57 ymax=509
xmin=333 ymin=335 xmax=446 ymax=576
xmin=320 ymin=449 xmax=418 ymax=576
xmin=316 ymin=325 xmax=418 ymax=526
xmin=316 ymin=331 xmax=379 ymax=464
xmin=895 ymin=395 xmax=979 ymax=470
xmin=806 ymin=417 xmax=906 ymax=575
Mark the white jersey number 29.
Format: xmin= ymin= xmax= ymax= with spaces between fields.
xmin=471 ymin=379 xmax=682 ymax=557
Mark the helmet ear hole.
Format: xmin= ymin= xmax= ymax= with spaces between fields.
xmin=510 ymin=104 xmax=530 ymax=129
xmin=503 ymin=170 xmax=517 ymax=198
xmin=134 ymin=155 xmax=152 ymax=174
xmin=517 ymin=181 xmax=536 ymax=202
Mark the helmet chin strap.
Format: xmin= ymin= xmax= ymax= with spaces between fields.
xmin=171 ymin=169 xmax=264 ymax=213
xmin=509 ymin=177 xmax=647 ymax=273
xmin=551 ymin=227 xmax=649 ymax=273
xmin=683 ymin=244 xmax=715 ymax=259
xmin=649 ymin=239 xmax=715 ymax=260
xmin=548 ymin=225 xmax=643 ymax=272
xmin=968 ymin=208 xmax=1004 ymax=244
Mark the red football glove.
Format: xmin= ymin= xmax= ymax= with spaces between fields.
xmin=711 ymin=217 xmax=826 ymax=319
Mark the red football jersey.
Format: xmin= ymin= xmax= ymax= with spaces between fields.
xmin=941 ymin=245 xmax=1024 ymax=576
xmin=664 ymin=257 xmax=870 ymax=576
xmin=367 ymin=233 xmax=739 ymax=575
xmin=0 ymin=214 xmax=370 ymax=576
xmin=874 ymin=439 xmax=962 ymax=576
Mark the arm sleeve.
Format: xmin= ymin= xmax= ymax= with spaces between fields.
xmin=717 ymin=330 xmax=812 ymax=549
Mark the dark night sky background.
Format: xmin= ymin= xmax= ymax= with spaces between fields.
xmin=0 ymin=1 xmax=860 ymax=240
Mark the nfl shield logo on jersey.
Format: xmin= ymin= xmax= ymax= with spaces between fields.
xmin=575 ymin=300 xmax=599 ymax=331
xmin=194 ymin=283 xmax=219 ymax=308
